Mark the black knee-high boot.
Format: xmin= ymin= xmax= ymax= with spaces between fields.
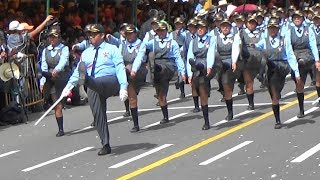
xmin=56 ymin=117 xmax=64 ymax=137
xmin=246 ymin=93 xmax=254 ymax=110
xmin=297 ymin=92 xmax=304 ymax=118
xmin=201 ymin=105 xmax=210 ymax=130
xmin=160 ymin=105 xmax=169 ymax=124
xmin=123 ymin=99 xmax=130 ymax=117
xmin=225 ymin=99 xmax=233 ymax=120
xmin=179 ymin=81 xmax=185 ymax=98
xmin=272 ymin=104 xmax=282 ymax=129
xmin=130 ymin=107 xmax=139 ymax=132
xmin=192 ymin=96 xmax=200 ymax=112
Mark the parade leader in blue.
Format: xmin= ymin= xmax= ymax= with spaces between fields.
xmin=63 ymin=24 xmax=128 ymax=156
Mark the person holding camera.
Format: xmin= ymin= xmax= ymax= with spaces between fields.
xmin=186 ymin=20 xmax=215 ymax=130
xmin=64 ymin=24 xmax=128 ymax=156
xmin=39 ymin=27 xmax=70 ymax=137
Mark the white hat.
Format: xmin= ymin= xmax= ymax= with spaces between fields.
xmin=0 ymin=63 xmax=20 ymax=82
xmin=218 ymin=0 xmax=229 ymax=6
xmin=9 ymin=21 xmax=24 ymax=31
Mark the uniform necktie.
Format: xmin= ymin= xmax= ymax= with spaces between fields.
xmin=128 ymin=44 xmax=133 ymax=49
xmin=160 ymin=39 xmax=165 ymax=44
xmin=199 ymin=38 xmax=205 ymax=43
xmin=297 ymin=28 xmax=302 ymax=33
xmin=192 ymin=34 xmax=195 ymax=39
xmin=91 ymin=47 xmax=100 ymax=77
xmin=271 ymin=39 xmax=275 ymax=45
xmin=223 ymin=36 xmax=227 ymax=41
xmin=316 ymin=27 xmax=320 ymax=33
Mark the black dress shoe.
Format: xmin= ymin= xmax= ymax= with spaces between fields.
xmin=123 ymin=111 xmax=131 ymax=117
xmin=179 ymin=93 xmax=185 ymax=98
xmin=98 ymin=144 xmax=111 ymax=156
xmin=202 ymin=124 xmax=210 ymax=130
xmin=56 ymin=131 xmax=64 ymax=137
xmin=220 ymin=97 xmax=225 ymax=102
xmin=160 ymin=118 xmax=169 ymax=124
xmin=247 ymin=104 xmax=254 ymax=110
xmin=130 ymin=126 xmax=140 ymax=132
xmin=274 ymin=123 xmax=282 ymax=129
xmin=156 ymin=102 xmax=160 ymax=106
xmin=91 ymin=121 xmax=95 ymax=127
xmin=297 ymin=112 xmax=305 ymax=118
xmin=192 ymin=107 xmax=201 ymax=113
xmin=226 ymin=113 xmax=233 ymax=121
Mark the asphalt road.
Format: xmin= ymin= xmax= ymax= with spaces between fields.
xmin=1 ymin=76 xmax=320 ymax=180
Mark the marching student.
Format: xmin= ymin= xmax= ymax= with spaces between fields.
xmin=288 ymin=10 xmax=320 ymax=118
xmin=215 ymin=19 xmax=241 ymax=120
xmin=39 ymin=27 xmax=70 ymax=137
xmin=187 ymin=20 xmax=215 ymax=130
xmin=253 ymin=17 xmax=301 ymax=129
xmin=132 ymin=22 xmax=185 ymax=124
xmin=119 ymin=24 xmax=147 ymax=132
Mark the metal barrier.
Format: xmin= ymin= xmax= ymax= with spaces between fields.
xmin=4 ymin=54 xmax=43 ymax=108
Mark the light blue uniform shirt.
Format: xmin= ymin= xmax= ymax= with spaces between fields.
xmin=186 ymin=33 xmax=215 ymax=77
xmin=67 ymin=41 xmax=128 ymax=90
xmin=132 ymin=33 xmax=185 ymax=75
xmin=40 ymin=43 xmax=69 ymax=86
xmin=108 ymin=34 xmax=126 ymax=47
xmin=254 ymin=34 xmax=300 ymax=78
xmin=195 ymin=4 xmax=203 ymax=14
xmin=73 ymin=39 xmax=91 ymax=51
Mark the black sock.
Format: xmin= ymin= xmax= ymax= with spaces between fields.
xmin=161 ymin=105 xmax=168 ymax=120
xmin=225 ymin=99 xmax=233 ymax=115
xmin=124 ymin=99 xmax=129 ymax=112
xmin=317 ymin=86 xmax=320 ymax=102
xmin=246 ymin=93 xmax=254 ymax=106
xmin=130 ymin=107 xmax=139 ymax=127
xmin=272 ymin=104 xmax=280 ymax=124
xmin=297 ymin=92 xmax=304 ymax=114
xmin=193 ymin=96 xmax=199 ymax=108
xmin=179 ymin=82 xmax=185 ymax=94
xmin=201 ymin=105 xmax=209 ymax=125
xmin=56 ymin=117 xmax=64 ymax=132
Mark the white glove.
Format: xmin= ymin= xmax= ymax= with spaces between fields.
xmin=119 ymin=89 xmax=128 ymax=102
xmin=61 ymin=85 xmax=74 ymax=97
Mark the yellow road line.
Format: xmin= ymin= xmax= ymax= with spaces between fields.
xmin=117 ymin=91 xmax=317 ymax=180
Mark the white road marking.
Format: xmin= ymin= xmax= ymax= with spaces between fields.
xmin=141 ymin=113 xmax=188 ymax=130
xmin=106 ymin=102 xmax=292 ymax=114
xmin=21 ymin=147 xmax=94 ymax=172
xmin=108 ymin=116 xmax=126 ymax=123
xmin=0 ymin=150 xmax=20 ymax=158
xmin=212 ymin=110 xmax=254 ymax=127
xmin=199 ymin=141 xmax=253 ymax=165
xmin=283 ymin=107 xmax=319 ymax=124
xmin=281 ymin=86 xmax=310 ymax=99
xmin=291 ymin=143 xmax=320 ymax=163
xmin=71 ymin=126 xmax=93 ymax=134
xmin=109 ymin=144 xmax=173 ymax=168
xmin=167 ymin=94 xmax=192 ymax=103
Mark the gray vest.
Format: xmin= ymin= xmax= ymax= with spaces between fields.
xmin=313 ymin=26 xmax=320 ymax=51
xmin=289 ymin=25 xmax=313 ymax=60
xmin=154 ymin=39 xmax=176 ymax=71
xmin=121 ymin=41 xmax=142 ymax=66
xmin=265 ymin=36 xmax=283 ymax=61
xmin=45 ymin=45 xmax=68 ymax=70
xmin=241 ymin=29 xmax=262 ymax=58
xmin=192 ymin=36 xmax=211 ymax=61
xmin=217 ymin=34 xmax=234 ymax=61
